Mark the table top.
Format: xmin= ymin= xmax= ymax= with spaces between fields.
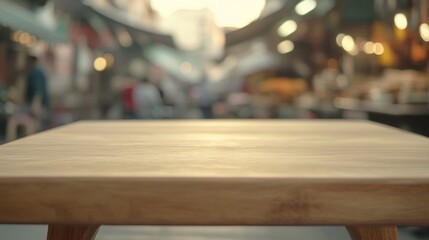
xmin=1 ymin=120 xmax=429 ymax=225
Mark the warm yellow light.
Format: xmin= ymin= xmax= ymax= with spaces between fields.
xmin=336 ymin=33 xmax=345 ymax=46
xmin=419 ymin=23 xmax=429 ymax=42
xmin=363 ymin=41 xmax=374 ymax=54
xmin=374 ymin=42 xmax=384 ymax=55
xmin=295 ymin=0 xmax=317 ymax=16
xmin=180 ymin=61 xmax=192 ymax=74
xmin=19 ymin=32 xmax=30 ymax=44
xmin=151 ymin=0 xmax=266 ymax=28
xmin=93 ymin=57 xmax=107 ymax=71
xmin=394 ymin=13 xmax=407 ymax=30
xmin=277 ymin=40 xmax=294 ymax=54
xmin=277 ymin=20 xmax=297 ymax=37
xmin=342 ymin=35 xmax=355 ymax=52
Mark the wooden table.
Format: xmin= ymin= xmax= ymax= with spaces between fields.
xmin=1 ymin=120 xmax=428 ymax=240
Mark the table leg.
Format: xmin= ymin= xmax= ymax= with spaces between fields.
xmin=346 ymin=225 xmax=398 ymax=240
xmin=47 ymin=224 xmax=100 ymax=240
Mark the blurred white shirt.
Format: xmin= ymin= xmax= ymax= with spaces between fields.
xmin=133 ymin=82 xmax=163 ymax=119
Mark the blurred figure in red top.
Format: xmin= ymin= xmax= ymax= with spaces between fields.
xmin=122 ymin=79 xmax=137 ymax=119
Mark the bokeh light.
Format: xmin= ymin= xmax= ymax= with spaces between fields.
xmin=277 ymin=40 xmax=294 ymax=54
xmin=295 ymin=0 xmax=317 ymax=16
xmin=277 ymin=20 xmax=297 ymax=37
xmin=93 ymin=57 xmax=107 ymax=71
xmin=394 ymin=13 xmax=407 ymax=30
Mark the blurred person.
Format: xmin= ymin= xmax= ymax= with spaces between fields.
xmin=157 ymin=74 xmax=189 ymax=118
xmin=133 ymin=77 xmax=163 ymax=119
xmin=135 ymin=65 xmax=182 ymax=119
xmin=184 ymin=86 xmax=203 ymax=119
xmin=6 ymin=55 xmax=49 ymax=141
xmin=121 ymin=79 xmax=137 ymax=119
xmin=147 ymin=66 xmax=175 ymax=111
xmin=24 ymin=55 xmax=50 ymax=129
xmin=194 ymin=73 xmax=215 ymax=118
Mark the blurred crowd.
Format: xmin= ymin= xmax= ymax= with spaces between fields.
xmin=0 ymin=55 xmax=309 ymax=143
xmin=1 ymin=0 xmax=429 ymax=143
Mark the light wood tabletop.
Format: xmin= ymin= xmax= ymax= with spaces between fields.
xmin=0 ymin=120 xmax=428 ymax=240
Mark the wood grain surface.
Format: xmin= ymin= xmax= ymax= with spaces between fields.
xmin=0 ymin=120 xmax=428 ymax=225
xmin=346 ymin=226 xmax=398 ymax=240
xmin=47 ymin=225 xmax=99 ymax=240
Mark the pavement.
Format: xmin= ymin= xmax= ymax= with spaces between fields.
xmin=0 ymin=225 xmax=424 ymax=240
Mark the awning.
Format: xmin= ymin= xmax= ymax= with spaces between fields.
xmin=83 ymin=0 xmax=175 ymax=47
xmin=0 ymin=0 xmax=67 ymax=43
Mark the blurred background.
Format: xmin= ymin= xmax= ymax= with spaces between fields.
xmin=1 ymin=0 xmax=429 ymax=144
